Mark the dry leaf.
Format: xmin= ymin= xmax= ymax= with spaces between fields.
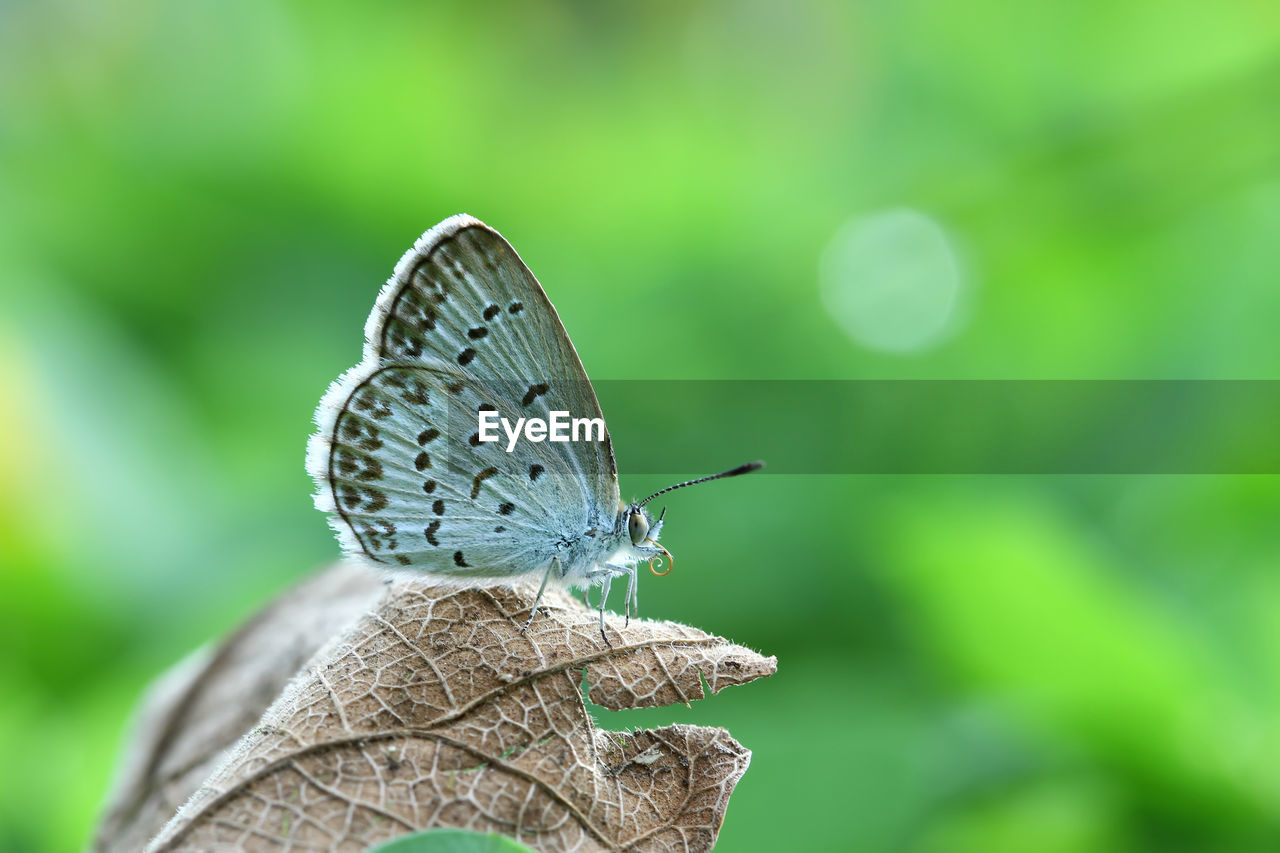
xmin=108 ymin=563 xmax=774 ymax=852
xmin=93 ymin=563 xmax=388 ymax=852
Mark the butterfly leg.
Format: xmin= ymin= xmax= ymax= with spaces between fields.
xmin=624 ymin=563 xmax=639 ymax=627
xmin=596 ymin=573 xmax=615 ymax=646
xmin=590 ymin=563 xmax=635 ymax=641
xmin=521 ymin=557 xmax=559 ymax=634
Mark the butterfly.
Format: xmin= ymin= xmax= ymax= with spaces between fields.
xmin=306 ymin=215 xmax=762 ymax=643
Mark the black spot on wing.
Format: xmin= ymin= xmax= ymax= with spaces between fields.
xmin=529 ymin=464 xmax=544 ymax=482
xmin=395 ymin=554 xmax=411 ymax=565
xmin=356 ymin=457 xmax=383 ymax=481
xmin=453 ymin=550 xmax=470 ymax=567
xmin=363 ymin=489 xmax=388 ymax=513
xmin=468 ymin=326 xmax=488 ymax=340
xmin=446 ymin=381 xmax=464 ymax=395
xmin=457 ymin=347 xmax=476 ymax=366
xmin=414 ymin=452 xmax=431 ymax=471
xmin=422 ymin=479 xmax=437 ymax=493
xmin=508 ymin=301 xmax=524 ymax=315
xmin=408 ymin=294 xmax=438 ymax=329
xmin=521 ymin=383 xmax=550 ymax=407
xmin=340 ymin=417 xmax=383 ymax=452
xmin=402 ymin=382 xmax=430 ymax=406
xmin=417 ymin=428 xmax=440 ymax=445
xmin=432 ymin=499 xmax=445 ymax=515
xmin=498 ymin=502 xmax=515 ymax=516
xmin=424 ymin=520 xmax=440 ymax=546
xmin=483 ymin=304 xmax=500 ymax=320
xmin=470 ymin=466 xmax=498 ymax=499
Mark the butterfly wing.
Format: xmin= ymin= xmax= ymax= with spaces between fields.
xmin=308 ymin=215 xmax=620 ymax=577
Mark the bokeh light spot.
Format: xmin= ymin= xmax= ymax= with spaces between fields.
xmin=819 ymin=209 xmax=965 ymax=353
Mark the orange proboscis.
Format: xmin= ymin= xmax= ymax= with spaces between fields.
xmin=648 ymin=547 xmax=674 ymax=577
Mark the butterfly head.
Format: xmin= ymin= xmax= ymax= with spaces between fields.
xmin=627 ymin=504 xmax=660 ymax=545
xmin=620 ymin=460 xmax=764 ymax=579
xmin=620 ymin=502 xmax=671 ymax=576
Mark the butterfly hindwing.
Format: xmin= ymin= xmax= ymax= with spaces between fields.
xmin=319 ymin=363 xmax=607 ymax=576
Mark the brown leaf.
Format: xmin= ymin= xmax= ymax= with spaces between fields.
xmin=113 ymin=563 xmax=774 ymax=852
xmin=93 ymin=563 xmax=388 ymax=853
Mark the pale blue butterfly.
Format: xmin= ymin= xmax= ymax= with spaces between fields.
xmin=306 ymin=215 xmax=761 ymax=642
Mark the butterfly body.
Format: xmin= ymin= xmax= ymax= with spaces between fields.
xmin=308 ymin=214 xmax=753 ymax=640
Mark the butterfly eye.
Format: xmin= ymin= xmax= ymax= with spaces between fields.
xmin=628 ymin=510 xmax=649 ymax=545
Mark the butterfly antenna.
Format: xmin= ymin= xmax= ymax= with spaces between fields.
xmin=637 ymin=461 xmax=764 ymax=507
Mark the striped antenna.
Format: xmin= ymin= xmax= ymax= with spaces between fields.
xmin=637 ymin=461 xmax=764 ymax=507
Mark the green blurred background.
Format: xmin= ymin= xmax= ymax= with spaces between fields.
xmin=3 ymin=1 xmax=1280 ymax=850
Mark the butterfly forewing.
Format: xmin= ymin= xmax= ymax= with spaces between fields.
xmin=373 ymin=218 xmax=616 ymax=501
xmin=310 ymin=215 xmax=620 ymax=579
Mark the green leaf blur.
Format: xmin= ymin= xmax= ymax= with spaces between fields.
xmin=367 ymin=829 xmax=537 ymax=853
xmin=1 ymin=2 xmax=1278 ymax=851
